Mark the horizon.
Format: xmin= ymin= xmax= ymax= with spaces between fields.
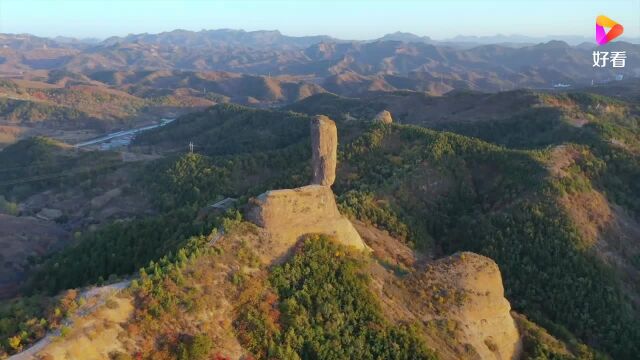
xmin=3 ymin=26 xmax=640 ymax=47
xmin=1 ymin=0 xmax=639 ymax=42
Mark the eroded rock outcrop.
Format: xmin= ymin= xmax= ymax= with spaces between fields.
xmin=310 ymin=115 xmax=337 ymax=186
xmin=246 ymin=185 xmax=367 ymax=250
xmin=246 ymin=115 xmax=367 ymax=252
xmin=373 ymin=110 xmax=393 ymax=124
xmin=405 ymin=252 xmax=521 ymax=360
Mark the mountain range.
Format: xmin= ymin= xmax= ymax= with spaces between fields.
xmin=1 ymin=29 xmax=639 ymax=95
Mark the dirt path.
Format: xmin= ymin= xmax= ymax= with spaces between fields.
xmin=9 ymin=280 xmax=131 ymax=360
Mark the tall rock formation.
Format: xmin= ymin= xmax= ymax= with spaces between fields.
xmin=310 ymin=115 xmax=337 ymax=186
xmin=246 ymin=114 xmax=368 ymax=252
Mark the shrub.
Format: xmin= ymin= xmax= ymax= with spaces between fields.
xmin=177 ymin=333 xmax=213 ymax=360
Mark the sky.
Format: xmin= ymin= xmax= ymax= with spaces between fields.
xmin=0 ymin=0 xmax=639 ymax=41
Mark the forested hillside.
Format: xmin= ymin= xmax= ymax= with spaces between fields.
xmin=0 ymin=137 xmax=122 ymax=200
xmin=4 ymin=90 xmax=640 ymax=358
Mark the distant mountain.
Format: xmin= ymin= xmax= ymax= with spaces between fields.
xmin=85 ymin=69 xmax=327 ymax=105
xmin=102 ymin=28 xmax=338 ymax=49
xmin=0 ymin=33 xmax=67 ymax=50
xmin=53 ymin=36 xmax=101 ymax=45
xmin=375 ymin=31 xmax=434 ymax=43
xmin=444 ymin=33 xmax=640 ymax=46
xmin=1 ymin=30 xmax=639 ymax=97
xmin=0 ymin=67 xmax=326 ymax=144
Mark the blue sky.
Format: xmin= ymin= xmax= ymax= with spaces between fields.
xmin=0 ymin=0 xmax=638 ymax=40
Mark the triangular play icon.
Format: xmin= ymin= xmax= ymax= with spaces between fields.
xmin=596 ymin=15 xmax=624 ymax=45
